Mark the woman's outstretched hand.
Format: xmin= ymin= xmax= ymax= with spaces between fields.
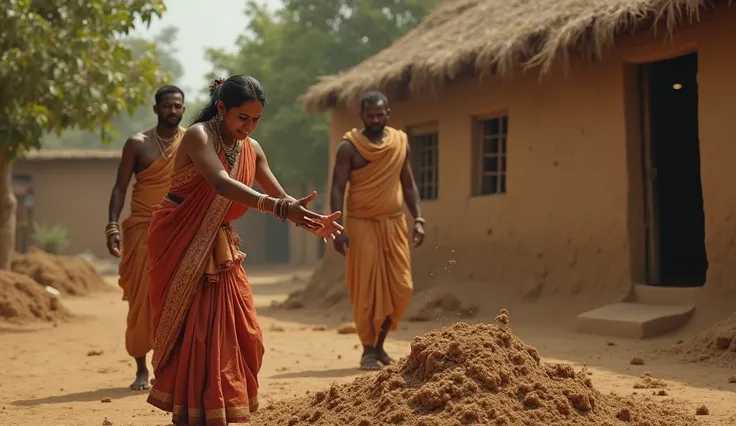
xmin=312 ymin=212 xmax=343 ymax=241
xmin=287 ymin=191 xmax=343 ymax=240
xmin=285 ymin=192 xmax=344 ymax=240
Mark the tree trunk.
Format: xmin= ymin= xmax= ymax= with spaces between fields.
xmin=0 ymin=158 xmax=17 ymax=270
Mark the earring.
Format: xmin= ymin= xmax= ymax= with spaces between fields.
xmin=216 ymin=111 xmax=224 ymax=122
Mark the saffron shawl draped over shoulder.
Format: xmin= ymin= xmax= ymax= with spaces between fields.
xmin=146 ymin=136 xmax=263 ymax=425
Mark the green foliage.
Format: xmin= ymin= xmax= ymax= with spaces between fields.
xmin=32 ymin=223 xmax=69 ymax=255
xmin=0 ymin=0 xmax=168 ymax=161
xmin=42 ymin=26 xmax=186 ymax=150
xmin=206 ymin=0 xmax=440 ymax=187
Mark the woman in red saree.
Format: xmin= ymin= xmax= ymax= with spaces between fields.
xmin=146 ymin=75 xmax=341 ymax=425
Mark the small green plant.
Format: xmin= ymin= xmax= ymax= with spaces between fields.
xmin=32 ymin=223 xmax=69 ymax=255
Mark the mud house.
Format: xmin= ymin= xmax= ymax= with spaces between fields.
xmin=301 ymin=0 xmax=736 ymax=337
xmin=13 ymin=150 xmax=319 ymax=266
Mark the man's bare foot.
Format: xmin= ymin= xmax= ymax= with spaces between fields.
xmin=359 ymin=351 xmax=382 ymax=370
xmin=130 ymin=370 xmax=150 ymax=390
xmin=377 ymin=348 xmax=393 ymax=366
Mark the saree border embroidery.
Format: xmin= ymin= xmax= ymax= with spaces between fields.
xmin=149 ymin=390 xmax=257 ymax=417
xmin=148 ymin=388 xmax=173 ymax=405
xmin=151 ymin=142 xmax=243 ymax=373
xmin=169 ymin=163 xmax=199 ymax=188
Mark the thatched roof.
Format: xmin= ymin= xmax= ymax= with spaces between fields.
xmin=301 ymin=0 xmax=721 ymax=112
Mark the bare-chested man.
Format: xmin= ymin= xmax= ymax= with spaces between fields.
xmin=330 ymin=91 xmax=425 ymax=370
xmin=105 ymin=85 xmax=186 ymax=390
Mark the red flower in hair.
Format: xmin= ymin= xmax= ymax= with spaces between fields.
xmin=209 ymin=78 xmax=225 ymax=92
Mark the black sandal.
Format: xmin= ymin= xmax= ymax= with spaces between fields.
xmin=377 ymin=350 xmax=394 ymax=366
xmin=359 ymin=353 xmax=382 ymax=370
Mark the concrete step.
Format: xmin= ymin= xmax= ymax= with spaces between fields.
xmin=632 ymin=284 xmax=701 ymax=306
xmin=576 ymin=302 xmax=694 ymax=339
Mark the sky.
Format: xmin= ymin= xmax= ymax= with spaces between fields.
xmin=133 ymin=0 xmax=281 ymax=101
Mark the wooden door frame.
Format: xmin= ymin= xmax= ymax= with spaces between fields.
xmin=638 ymin=63 xmax=660 ymax=286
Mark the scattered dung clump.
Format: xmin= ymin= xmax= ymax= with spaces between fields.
xmin=630 ymin=357 xmax=645 ymax=365
xmin=337 ymin=323 xmax=357 ymax=334
xmin=674 ymin=311 xmax=736 ymax=364
xmin=12 ymin=249 xmax=108 ymax=296
xmin=0 ymin=271 xmax=69 ymax=324
xmin=633 ymin=372 xmax=667 ymax=389
xmin=252 ymin=320 xmax=697 ymax=425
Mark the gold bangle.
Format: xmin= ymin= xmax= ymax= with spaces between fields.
xmin=414 ymin=217 xmax=426 ymax=224
xmin=105 ymin=229 xmax=120 ymax=237
xmin=256 ymin=194 xmax=267 ymax=213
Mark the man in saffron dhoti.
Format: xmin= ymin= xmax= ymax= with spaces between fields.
xmin=106 ymin=85 xmax=186 ymax=390
xmin=330 ymin=91 xmax=425 ymax=370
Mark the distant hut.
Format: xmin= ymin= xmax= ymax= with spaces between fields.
xmin=300 ymin=0 xmax=736 ymax=336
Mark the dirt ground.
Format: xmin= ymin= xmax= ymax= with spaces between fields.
xmin=0 ymin=268 xmax=735 ymax=426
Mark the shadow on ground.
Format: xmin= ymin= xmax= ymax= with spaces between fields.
xmin=11 ymin=386 xmax=145 ymax=406
xmin=0 ymin=326 xmax=42 ymax=334
xmin=269 ymin=367 xmax=363 ymax=380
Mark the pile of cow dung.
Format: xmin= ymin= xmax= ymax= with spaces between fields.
xmin=0 ymin=270 xmax=69 ymax=323
xmin=11 ymin=248 xmax=108 ymax=296
xmin=252 ymin=319 xmax=696 ymax=425
xmin=674 ymin=311 xmax=736 ymax=365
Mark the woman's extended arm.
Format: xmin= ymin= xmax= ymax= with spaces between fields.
xmin=178 ymin=126 xmax=323 ymax=228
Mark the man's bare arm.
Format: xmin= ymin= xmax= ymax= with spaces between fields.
xmin=251 ymin=139 xmax=295 ymax=201
xmin=399 ymin=143 xmax=423 ymax=220
xmin=108 ymin=137 xmax=140 ymax=223
xmin=330 ymin=141 xmax=354 ymax=225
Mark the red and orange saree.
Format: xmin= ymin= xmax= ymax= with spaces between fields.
xmin=146 ymin=137 xmax=263 ymax=425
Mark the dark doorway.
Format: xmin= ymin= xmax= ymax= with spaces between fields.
xmin=264 ymin=215 xmax=290 ymax=263
xmin=641 ymin=52 xmax=707 ymax=287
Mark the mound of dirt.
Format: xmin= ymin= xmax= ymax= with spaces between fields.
xmin=278 ymin=253 xmax=476 ymax=323
xmin=674 ymin=311 xmax=736 ymax=364
xmin=0 ymin=270 xmax=69 ymax=323
xmin=252 ymin=320 xmax=696 ymax=426
xmin=279 ymin=251 xmax=347 ymax=309
xmin=406 ymin=291 xmax=477 ymax=322
xmin=11 ymin=248 xmax=108 ymax=296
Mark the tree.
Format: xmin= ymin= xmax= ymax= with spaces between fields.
xmin=205 ymin=0 xmax=439 ymax=190
xmin=0 ymin=0 xmax=168 ymax=269
xmin=43 ymin=26 xmax=185 ymax=150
